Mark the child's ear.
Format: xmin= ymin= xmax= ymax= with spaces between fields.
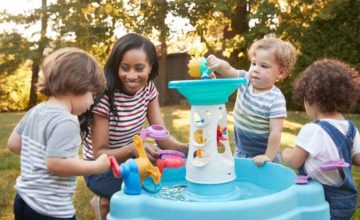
xmin=277 ymin=68 xmax=287 ymax=79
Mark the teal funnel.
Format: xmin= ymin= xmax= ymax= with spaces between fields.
xmin=168 ymin=78 xmax=248 ymax=105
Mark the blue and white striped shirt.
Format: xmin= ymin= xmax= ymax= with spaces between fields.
xmin=14 ymin=103 xmax=79 ymax=218
xmin=234 ymin=70 xmax=286 ymax=156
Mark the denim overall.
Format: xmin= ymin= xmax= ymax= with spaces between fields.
xmin=299 ymin=120 xmax=358 ymax=220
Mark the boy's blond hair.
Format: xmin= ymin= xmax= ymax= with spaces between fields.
xmin=37 ymin=47 xmax=106 ymax=97
xmin=248 ymin=34 xmax=297 ymax=77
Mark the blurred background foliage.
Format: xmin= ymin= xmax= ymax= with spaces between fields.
xmin=0 ymin=0 xmax=359 ymax=112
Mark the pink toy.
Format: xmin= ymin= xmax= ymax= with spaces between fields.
xmin=295 ymin=159 xmax=349 ymax=184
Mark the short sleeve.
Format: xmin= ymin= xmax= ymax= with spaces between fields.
xmin=295 ymin=123 xmax=325 ymax=157
xmin=92 ymin=94 xmax=111 ymax=118
xmin=148 ymin=81 xmax=159 ymax=102
xmin=46 ymin=120 xmax=80 ymax=158
xmin=352 ymin=130 xmax=360 ymax=156
xmin=237 ymin=70 xmax=248 ymax=79
xmin=269 ymin=93 xmax=287 ymax=118
xmin=14 ymin=117 xmax=26 ymax=135
xmin=14 ymin=109 xmax=32 ymax=135
xmin=237 ymin=70 xmax=249 ymax=95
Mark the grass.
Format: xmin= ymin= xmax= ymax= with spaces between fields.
xmin=0 ymin=105 xmax=359 ymax=219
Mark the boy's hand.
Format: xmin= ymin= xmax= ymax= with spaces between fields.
xmin=252 ymin=154 xmax=271 ymax=167
xmin=206 ymin=54 xmax=220 ymax=71
xmin=206 ymin=54 xmax=238 ymax=78
xmin=95 ymin=154 xmax=110 ymax=172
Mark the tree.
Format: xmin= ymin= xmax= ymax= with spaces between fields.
xmin=28 ymin=0 xmax=48 ymax=109
xmin=0 ymin=0 xmax=48 ymax=109
xmin=276 ymin=0 xmax=360 ymax=111
xmin=0 ymin=0 xmax=118 ymax=109
xmin=49 ymin=0 xmax=120 ymax=63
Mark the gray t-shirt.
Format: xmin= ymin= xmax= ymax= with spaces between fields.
xmin=14 ymin=102 xmax=80 ymax=218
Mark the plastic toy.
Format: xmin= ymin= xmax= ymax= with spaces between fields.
xmin=188 ymin=57 xmax=212 ymax=79
xmin=296 ymin=159 xmax=349 ymax=184
xmin=140 ymin=124 xmax=169 ymax=141
xmin=109 ymin=125 xmax=185 ymax=194
xmin=216 ymin=125 xmax=228 ymax=147
xmin=108 ymin=75 xmax=330 ymax=220
xmin=109 ymin=135 xmax=161 ymax=194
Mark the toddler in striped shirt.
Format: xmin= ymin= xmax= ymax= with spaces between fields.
xmin=7 ymin=47 xmax=110 ymax=219
xmin=207 ymin=34 xmax=297 ymax=166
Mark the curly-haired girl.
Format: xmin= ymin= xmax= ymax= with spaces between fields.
xmin=282 ymin=59 xmax=360 ymax=219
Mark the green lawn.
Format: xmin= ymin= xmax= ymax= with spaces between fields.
xmin=0 ymin=105 xmax=359 ymax=219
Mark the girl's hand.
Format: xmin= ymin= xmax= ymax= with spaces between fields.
xmin=252 ymin=154 xmax=271 ymax=167
xmin=144 ymin=143 xmax=160 ymax=163
xmin=95 ymin=154 xmax=111 ymax=173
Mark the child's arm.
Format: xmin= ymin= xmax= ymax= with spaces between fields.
xmin=7 ymin=130 xmax=22 ymax=155
xmin=91 ymin=114 xmax=139 ymax=162
xmin=253 ymin=117 xmax=284 ymax=166
xmin=207 ymin=55 xmax=239 ymax=78
xmin=353 ymin=153 xmax=360 ymax=166
xmin=46 ymin=154 xmax=110 ymax=176
xmin=282 ymin=146 xmax=309 ymax=169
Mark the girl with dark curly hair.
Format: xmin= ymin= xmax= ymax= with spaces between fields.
xmin=282 ymin=59 xmax=360 ymax=219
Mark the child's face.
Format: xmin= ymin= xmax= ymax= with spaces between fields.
xmin=118 ymin=49 xmax=152 ymax=94
xmin=69 ymin=91 xmax=94 ymax=115
xmin=248 ymin=49 xmax=282 ymax=93
xmin=304 ymin=100 xmax=318 ymax=120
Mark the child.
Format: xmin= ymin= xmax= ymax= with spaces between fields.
xmin=80 ymin=33 xmax=188 ymax=220
xmin=207 ymin=34 xmax=297 ymax=166
xmin=282 ymin=59 xmax=360 ymax=219
xmin=7 ymin=47 xmax=110 ymax=219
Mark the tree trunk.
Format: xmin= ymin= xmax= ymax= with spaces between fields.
xmin=223 ymin=1 xmax=249 ymax=67
xmin=28 ymin=61 xmax=40 ymax=109
xmin=27 ymin=0 xmax=48 ymax=109
xmin=158 ymin=39 xmax=168 ymax=105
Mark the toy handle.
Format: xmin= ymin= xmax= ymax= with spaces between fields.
xmin=320 ymin=159 xmax=349 ymax=171
xmin=109 ymin=156 xmax=121 ymax=178
xmin=200 ymin=58 xmax=211 ymax=79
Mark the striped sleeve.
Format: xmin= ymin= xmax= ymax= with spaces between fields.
xmin=237 ymin=70 xmax=249 ymax=95
xmin=14 ymin=107 xmax=33 ymax=135
xmin=92 ymin=94 xmax=111 ymax=118
xmin=46 ymin=120 xmax=80 ymax=158
xmin=269 ymin=92 xmax=287 ymax=118
xmin=148 ymin=81 xmax=159 ymax=102
xmin=238 ymin=70 xmax=248 ymax=78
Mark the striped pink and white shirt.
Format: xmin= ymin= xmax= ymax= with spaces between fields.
xmin=83 ymin=81 xmax=158 ymax=160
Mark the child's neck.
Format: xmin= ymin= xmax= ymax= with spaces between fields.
xmin=316 ymin=111 xmax=344 ymax=120
xmin=47 ymin=96 xmax=72 ymax=113
xmin=252 ymin=85 xmax=273 ymax=94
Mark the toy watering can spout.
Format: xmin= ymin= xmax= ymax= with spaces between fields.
xmin=188 ymin=57 xmax=212 ymax=79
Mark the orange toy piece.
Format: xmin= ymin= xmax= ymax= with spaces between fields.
xmin=188 ymin=57 xmax=212 ymax=79
xmin=133 ymin=135 xmax=161 ymax=185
